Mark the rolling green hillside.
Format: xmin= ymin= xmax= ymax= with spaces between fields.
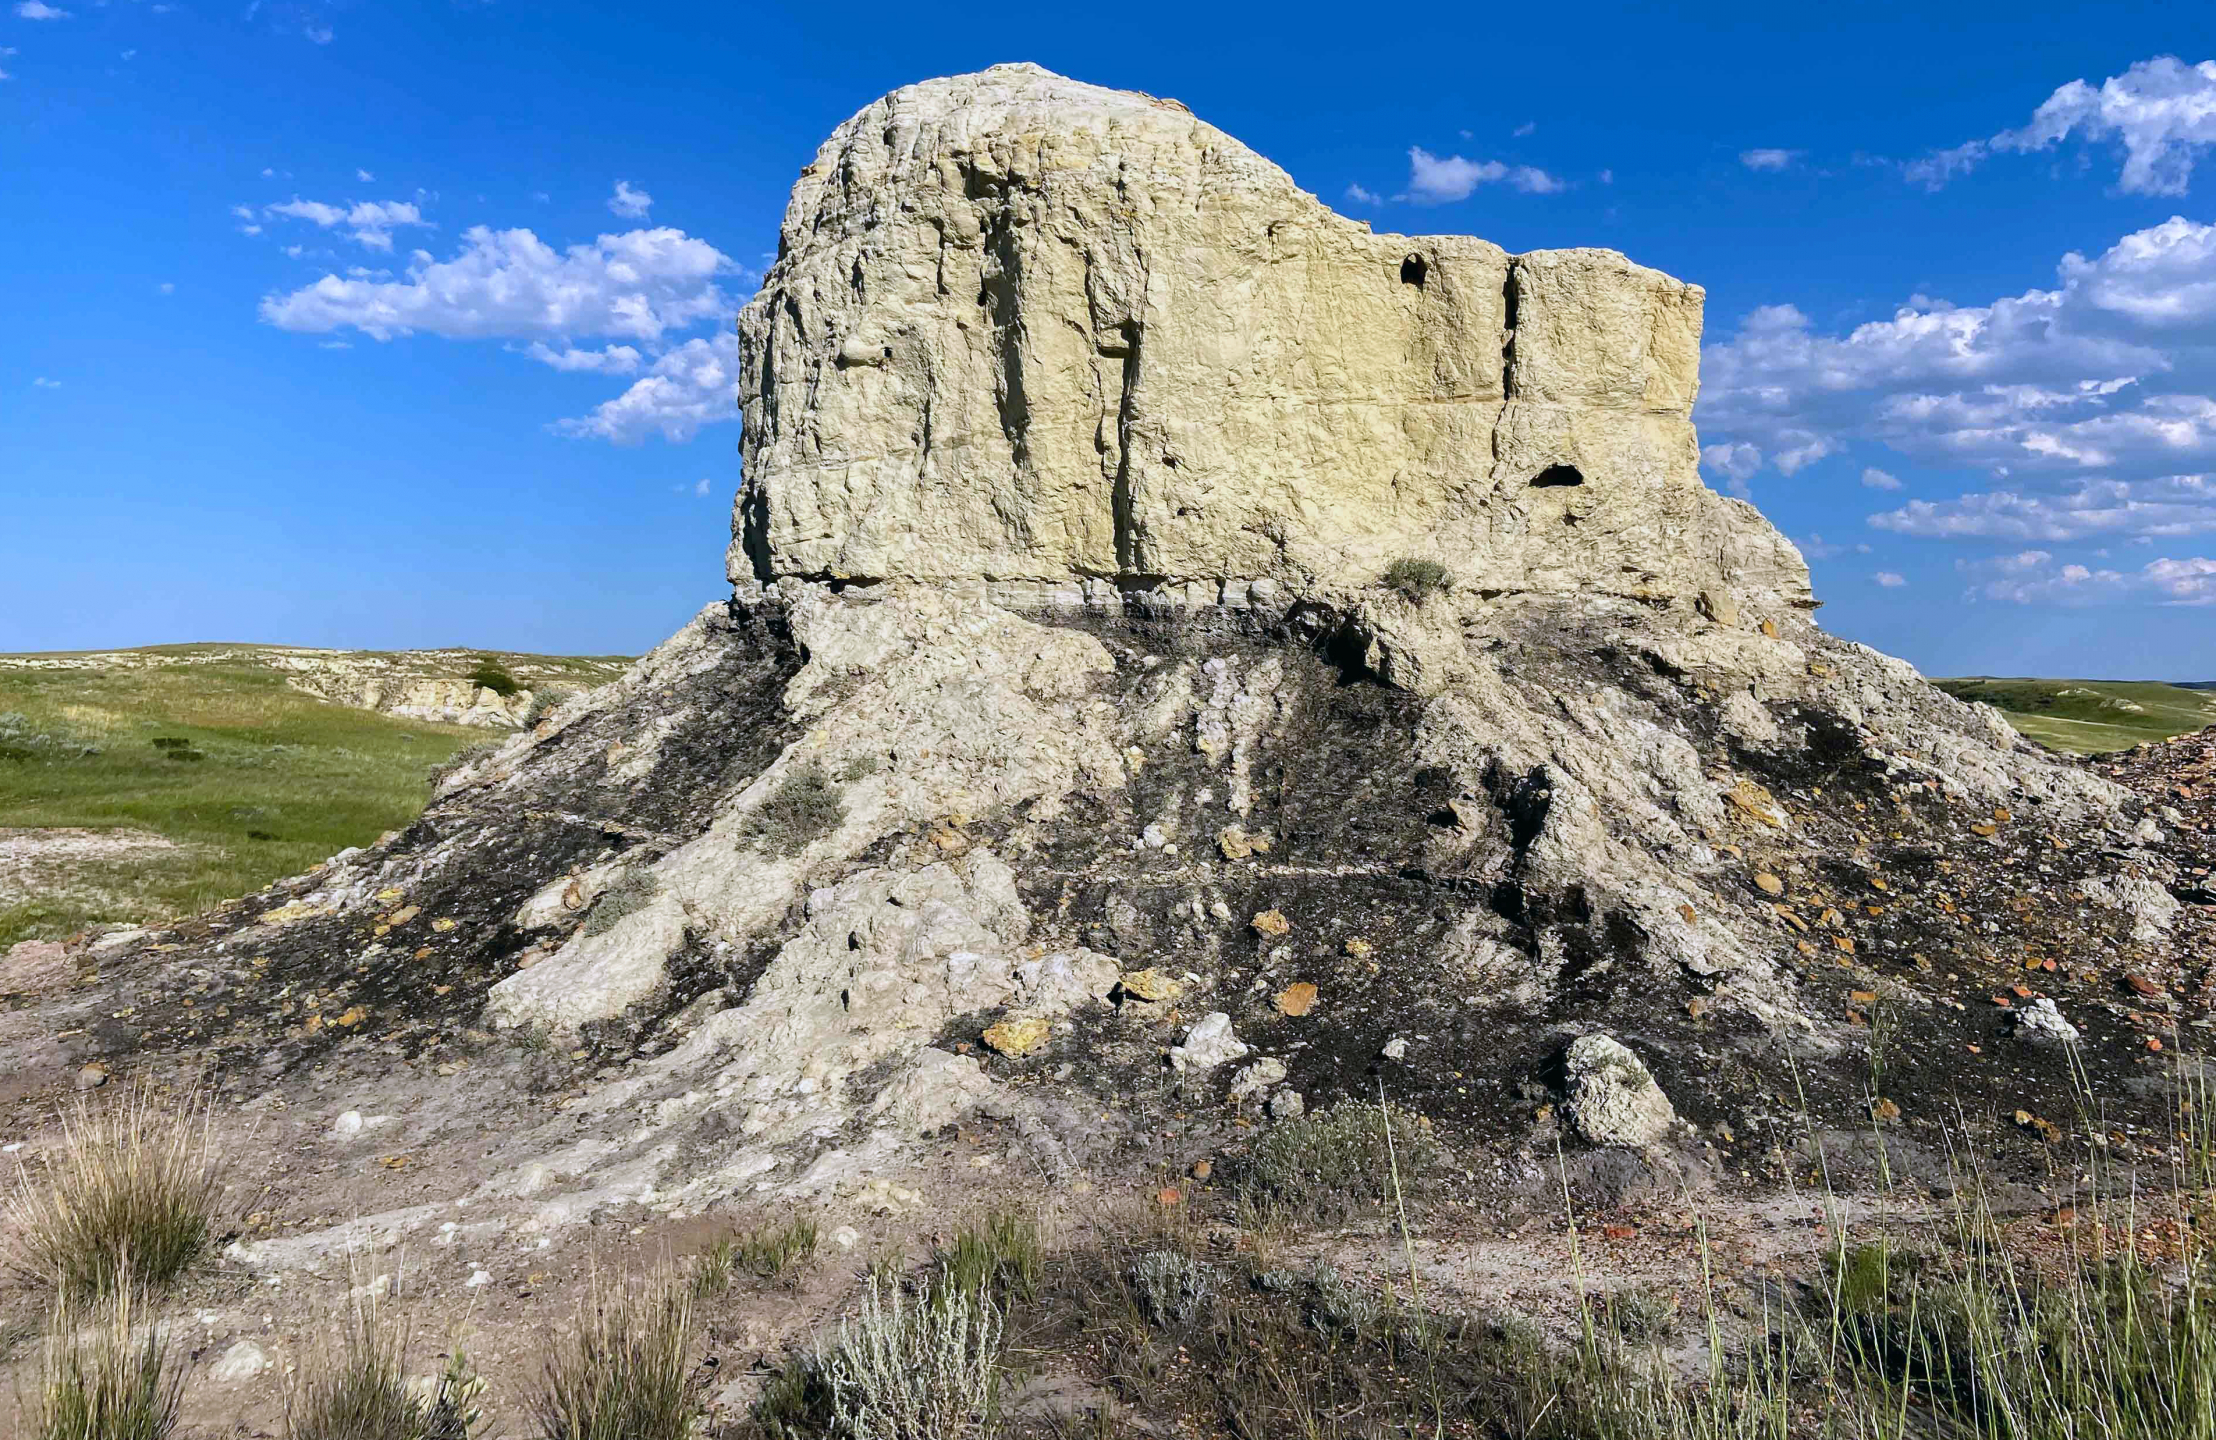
xmin=1933 ymin=676 xmax=2216 ymax=755
xmin=0 ymin=644 xmax=627 ymax=946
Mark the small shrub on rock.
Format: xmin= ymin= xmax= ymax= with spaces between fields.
xmin=736 ymin=764 xmax=846 ymax=854
xmin=287 ymin=1293 xmax=483 ymax=1440
xmin=582 ymin=869 xmax=659 ymax=938
xmin=1381 ymin=557 xmax=1452 ymax=604
xmin=1238 ymin=1101 xmax=1444 ymax=1223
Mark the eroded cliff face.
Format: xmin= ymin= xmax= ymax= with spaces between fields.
xmin=735 ymin=63 xmax=1810 ymax=611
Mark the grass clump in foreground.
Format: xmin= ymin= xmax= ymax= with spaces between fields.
xmin=532 ymin=1265 xmax=700 ymax=1440
xmin=935 ymin=1210 xmax=1043 ymax=1303
xmin=7 ymin=1084 xmax=225 ymax=1297
xmin=287 ymin=1291 xmax=483 ymax=1440
xmin=29 ymin=1284 xmax=184 ymax=1440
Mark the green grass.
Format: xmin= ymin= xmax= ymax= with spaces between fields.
xmin=0 ymin=646 xmax=623 ymax=946
xmin=1934 ymin=675 xmax=2216 ymax=754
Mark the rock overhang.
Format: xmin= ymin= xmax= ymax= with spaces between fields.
xmin=732 ymin=63 xmax=1810 ymax=612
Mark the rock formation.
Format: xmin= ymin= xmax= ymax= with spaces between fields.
xmin=8 ymin=66 xmax=2206 ymax=1350
xmin=736 ymin=64 xmax=1809 ymax=613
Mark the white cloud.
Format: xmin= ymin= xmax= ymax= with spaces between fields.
xmin=263 ymin=197 xmax=430 ymax=251
xmin=1873 ymin=571 xmax=1908 ymax=587
xmin=1512 ymin=121 xmax=1536 ymax=138
xmin=1404 ymin=147 xmax=1564 ymax=203
xmin=260 ymin=225 xmax=732 ymax=343
xmin=1861 ymin=467 xmax=1903 ymax=490
xmin=1799 ymin=532 xmax=1846 ymax=560
xmin=1343 ymin=182 xmax=1381 ymax=206
xmin=157 ymin=282 xmax=174 ymax=295
xmin=31 ymin=376 xmax=60 ymax=388
xmin=1739 ymin=148 xmax=1802 ymax=172
xmin=1598 ymin=169 xmax=1614 ymax=185
xmin=1869 ymin=476 xmax=2216 ymax=541
xmin=693 ymin=477 xmax=712 ymax=497
xmin=1911 ymin=56 xmax=2216 ymax=195
xmin=608 ymin=180 xmax=652 ymax=219
xmin=1700 ymin=216 xmax=2216 ymax=543
xmin=522 ymin=341 xmax=643 ymax=374
xmin=14 ymin=2 xmax=69 ymax=19
xmin=356 ymin=168 xmax=374 ymax=182
xmin=553 ymin=332 xmax=737 ymax=444
xmin=281 ymin=244 xmax=303 ymax=258
xmin=1700 ymin=441 xmax=1762 ymax=483
xmin=1956 ymin=548 xmax=2216 ymax=604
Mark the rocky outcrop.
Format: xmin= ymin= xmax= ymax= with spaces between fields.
xmin=736 ymin=63 xmax=1809 ymax=614
xmin=16 ymin=65 xmax=2205 ymax=1303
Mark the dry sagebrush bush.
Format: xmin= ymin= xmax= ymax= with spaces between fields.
xmin=7 ymin=1082 xmax=227 ymax=1296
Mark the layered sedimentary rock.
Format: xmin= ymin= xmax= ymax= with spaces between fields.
xmin=736 ymin=63 xmax=1809 ymax=610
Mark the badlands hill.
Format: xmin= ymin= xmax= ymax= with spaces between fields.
xmin=2 ymin=64 xmax=2212 ymax=1438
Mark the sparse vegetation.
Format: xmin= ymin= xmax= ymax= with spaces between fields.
xmin=1381 ymin=557 xmax=1453 ymax=605
xmin=736 ymin=762 xmax=846 ymax=853
xmin=936 ymin=1210 xmax=1042 ymax=1303
xmin=531 ymin=1266 xmax=700 ymax=1440
xmin=694 ymin=1217 xmax=820 ymax=1295
xmin=7 ymin=1084 xmax=225 ymax=1297
xmin=28 ymin=1284 xmax=183 ymax=1440
xmin=1130 ymin=1250 xmax=1215 ymax=1327
xmin=287 ymin=1293 xmax=483 ymax=1440
xmin=1238 ymin=1101 xmax=1444 ymax=1222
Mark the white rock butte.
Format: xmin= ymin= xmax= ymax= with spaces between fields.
xmin=735 ymin=63 xmax=1809 ymax=608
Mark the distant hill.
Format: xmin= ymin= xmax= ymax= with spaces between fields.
xmin=0 ymin=643 xmax=631 ymax=946
xmin=1932 ymin=675 xmax=2216 ymax=754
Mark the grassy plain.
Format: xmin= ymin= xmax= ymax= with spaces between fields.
xmin=0 ymin=650 xmax=526 ymax=946
xmin=1934 ymin=675 xmax=2216 ymax=754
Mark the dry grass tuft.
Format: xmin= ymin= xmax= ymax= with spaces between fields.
xmin=7 ymin=1082 xmax=226 ymax=1297
xmin=286 ymin=1288 xmax=484 ymax=1440
xmin=531 ymin=1263 xmax=700 ymax=1440
xmin=28 ymin=1283 xmax=184 ymax=1440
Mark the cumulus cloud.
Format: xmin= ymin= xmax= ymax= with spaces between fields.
xmin=31 ymin=376 xmax=60 ymax=388
xmin=263 ymin=197 xmax=431 ymax=251
xmin=608 ymin=180 xmax=652 ymax=219
xmin=1739 ymin=148 xmax=1802 ymax=171
xmin=1700 ymin=441 xmax=1762 ymax=487
xmin=553 ymin=332 xmax=737 ymax=444
xmin=693 ymin=477 xmax=712 ymax=497
xmin=1404 ymin=147 xmax=1563 ymax=203
xmin=1861 ymin=467 xmax=1903 ymax=490
xmin=1343 ymin=182 xmax=1381 ymax=206
xmin=522 ymin=341 xmax=644 ymax=374
xmin=1957 ymin=548 xmax=2216 ymax=604
xmin=1910 ymin=56 xmax=2216 ymax=195
xmin=1869 ymin=476 xmax=2216 ymax=541
xmin=1700 ymin=215 xmax=2216 ymax=543
xmin=1873 ymin=571 xmax=1908 ymax=587
xmin=14 ymin=2 xmax=69 ymax=18
xmin=259 ymin=225 xmax=733 ymax=343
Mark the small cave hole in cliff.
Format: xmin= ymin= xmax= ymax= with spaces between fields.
xmin=1530 ymin=464 xmax=1586 ymax=488
xmin=1400 ymin=254 xmax=1428 ymax=287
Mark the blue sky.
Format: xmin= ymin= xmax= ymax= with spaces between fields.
xmin=6 ymin=1 xmax=2216 ymax=678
